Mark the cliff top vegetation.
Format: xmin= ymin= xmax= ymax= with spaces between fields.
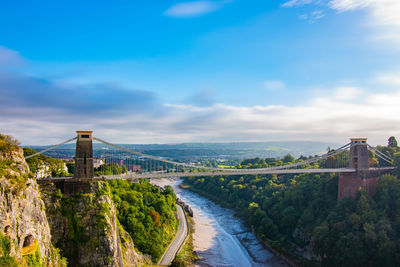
xmin=0 ymin=134 xmax=20 ymax=153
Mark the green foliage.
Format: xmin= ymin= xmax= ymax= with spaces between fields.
xmin=388 ymin=136 xmax=398 ymax=148
xmin=94 ymin=163 xmax=125 ymax=176
xmin=376 ymin=144 xmax=399 ymax=167
xmin=0 ymin=233 xmax=11 ymax=256
xmin=108 ymin=179 xmax=178 ymax=262
xmin=47 ymin=243 xmax=68 ymax=267
xmin=282 ymin=154 xmax=295 ymax=163
xmin=25 ymin=249 xmax=41 ymax=267
xmin=0 ymin=160 xmax=29 ymax=192
xmin=66 ymin=162 xmax=75 ymax=175
xmin=0 ymin=134 xmax=29 ymax=189
xmin=0 ymin=134 xmax=20 ymax=153
xmin=0 ymin=257 xmax=18 ymax=267
xmin=184 ymin=172 xmax=400 ymax=265
xmin=23 ymin=147 xmax=69 ymax=177
xmin=237 ymin=153 xmax=323 ymax=169
xmin=0 ymin=233 xmax=17 ymax=266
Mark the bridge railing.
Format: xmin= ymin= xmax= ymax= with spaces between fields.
xmin=24 ymin=133 xmax=396 ymax=179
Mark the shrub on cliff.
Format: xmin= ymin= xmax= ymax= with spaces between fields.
xmin=23 ymin=147 xmax=69 ymax=177
xmin=0 ymin=134 xmax=20 ymax=153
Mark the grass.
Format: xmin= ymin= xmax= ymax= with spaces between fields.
xmin=217 ymin=165 xmax=235 ymax=169
xmin=0 ymin=232 xmax=17 ymax=266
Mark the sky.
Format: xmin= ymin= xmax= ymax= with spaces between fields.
xmin=0 ymin=0 xmax=400 ymax=145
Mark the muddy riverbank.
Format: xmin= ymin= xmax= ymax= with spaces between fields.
xmin=151 ymin=178 xmax=287 ymax=267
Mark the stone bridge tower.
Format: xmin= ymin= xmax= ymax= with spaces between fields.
xmin=349 ymin=138 xmax=369 ymax=170
xmin=338 ymin=138 xmax=379 ymax=199
xmin=74 ymin=131 xmax=94 ymax=179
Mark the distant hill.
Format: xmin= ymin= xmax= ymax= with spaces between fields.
xmin=26 ymin=141 xmax=338 ymax=160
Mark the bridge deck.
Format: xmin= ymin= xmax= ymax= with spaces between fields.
xmin=105 ymin=168 xmax=358 ymax=180
xmin=42 ymin=167 xmax=395 ymax=181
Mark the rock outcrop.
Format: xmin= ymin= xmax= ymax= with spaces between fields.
xmin=23 ymin=147 xmax=69 ymax=179
xmin=0 ymin=147 xmax=66 ymax=266
xmin=34 ymin=162 xmax=68 ymax=179
xmin=41 ymin=181 xmax=148 ymax=266
xmin=1 ymin=139 xmax=148 ymax=266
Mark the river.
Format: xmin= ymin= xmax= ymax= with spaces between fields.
xmin=151 ymin=178 xmax=287 ymax=267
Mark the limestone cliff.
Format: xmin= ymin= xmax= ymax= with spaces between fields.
xmin=23 ymin=147 xmax=69 ymax=179
xmin=0 ymin=146 xmax=66 ymax=266
xmin=1 ymin=135 xmax=149 ymax=266
xmin=33 ymin=161 xmax=68 ymax=179
xmin=40 ymin=181 xmax=149 ymax=266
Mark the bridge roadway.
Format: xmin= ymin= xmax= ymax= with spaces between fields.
xmin=39 ymin=167 xmax=395 ymax=182
xmin=105 ymin=168 xmax=358 ymax=180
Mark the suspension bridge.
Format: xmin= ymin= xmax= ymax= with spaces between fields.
xmin=29 ymin=131 xmax=396 ymax=198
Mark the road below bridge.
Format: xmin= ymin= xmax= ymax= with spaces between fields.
xmin=158 ymin=204 xmax=188 ymax=266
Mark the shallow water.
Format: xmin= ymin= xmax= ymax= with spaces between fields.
xmin=151 ymin=178 xmax=286 ymax=267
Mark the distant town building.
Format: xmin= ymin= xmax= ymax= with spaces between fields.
xmin=93 ymin=158 xmax=104 ymax=168
xmin=126 ymin=164 xmax=142 ymax=172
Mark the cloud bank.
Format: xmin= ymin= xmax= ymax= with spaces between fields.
xmin=0 ymin=47 xmax=399 ymax=145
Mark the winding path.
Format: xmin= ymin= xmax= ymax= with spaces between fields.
xmin=158 ymin=204 xmax=188 ymax=266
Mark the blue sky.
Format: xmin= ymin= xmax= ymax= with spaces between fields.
xmin=1 ymin=0 xmax=400 ymax=144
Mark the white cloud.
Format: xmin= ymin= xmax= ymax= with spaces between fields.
xmin=329 ymin=0 xmax=371 ymax=11
xmin=333 ymin=86 xmax=362 ymax=101
xmin=3 ymin=78 xmax=400 ymax=145
xmin=161 ymin=86 xmax=400 ymax=144
xmin=374 ymin=70 xmax=400 ymax=87
xmin=329 ymin=0 xmax=400 ymax=25
xmin=263 ymin=80 xmax=286 ymax=90
xmin=282 ymin=0 xmax=316 ymax=7
xmin=299 ymin=14 xmax=308 ymax=19
xmin=283 ymin=0 xmax=400 ymax=42
xmin=311 ymin=10 xmax=325 ymax=19
xmin=0 ymin=46 xmax=26 ymax=67
xmin=330 ymin=0 xmax=400 ymax=42
xmin=301 ymin=9 xmax=326 ymax=23
xmin=1 ymin=46 xmax=399 ymax=145
xmin=164 ymin=1 xmax=231 ymax=18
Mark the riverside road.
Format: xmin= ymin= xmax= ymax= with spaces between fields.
xmin=158 ymin=204 xmax=188 ymax=266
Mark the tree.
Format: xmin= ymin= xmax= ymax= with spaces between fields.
xmin=388 ymin=136 xmax=398 ymax=148
xmin=66 ymin=162 xmax=75 ymax=174
xmin=282 ymin=154 xmax=295 ymax=164
xmin=393 ymin=153 xmax=400 ymax=176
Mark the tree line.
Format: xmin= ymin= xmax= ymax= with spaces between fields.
xmin=183 ymin=137 xmax=400 ymax=266
xmin=108 ymin=179 xmax=178 ymax=263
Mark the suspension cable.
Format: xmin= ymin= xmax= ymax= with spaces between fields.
xmin=367 ymin=145 xmax=393 ymax=162
xmin=94 ymin=136 xmax=352 ymax=172
xmin=367 ymin=145 xmax=394 ymax=165
xmin=25 ymin=137 xmax=77 ymax=159
xmin=93 ymin=136 xmax=224 ymax=171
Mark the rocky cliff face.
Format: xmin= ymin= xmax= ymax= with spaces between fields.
xmin=0 ymin=147 xmax=65 ymax=266
xmin=34 ymin=162 xmax=68 ymax=179
xmin=23 ymin=147 xmax=69 ymax=179
xmin=1 ymin=141 xmax=148 ymax=266
xmin=41 ymin=181 xmax=148 ymax=266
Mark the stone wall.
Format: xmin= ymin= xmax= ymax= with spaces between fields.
xmin=338 ymin=171 xmax=381 ymax=199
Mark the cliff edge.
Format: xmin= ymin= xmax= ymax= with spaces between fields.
xmin=40 ymin=180 xmax=148 ymax=266
xmin=0 ymin=141 xmax=66 ymax=266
